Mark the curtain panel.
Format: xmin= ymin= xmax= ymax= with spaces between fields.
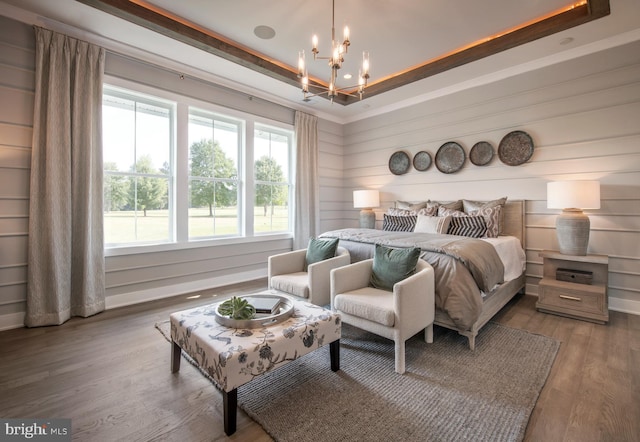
xmin=293 ymin=111 xmax=320 ymax=250
xmin=26 ymin=27 xmax=106 ymax=326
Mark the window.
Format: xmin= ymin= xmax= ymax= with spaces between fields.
xmin=102 ymin=82 xmax=294 ymax=249
xmin=188 ymin=109 xmax=242 ymax=239
xmin=254 ymin=124 xmax=293 ymax=233
xmin=102 ymin=87 xmax=174 ymax=246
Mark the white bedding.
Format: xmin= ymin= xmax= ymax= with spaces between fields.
xmin=480 ymin=236 xmax=526 ymax=282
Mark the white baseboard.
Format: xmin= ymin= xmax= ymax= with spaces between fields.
xmin=0 ymin=312 xmax=26 ymax=332
xmin=105 ymin=269 xmax=266 ymax=310
xmin=609 ymin=297 xmax=640 ymax=316
xmin=0 ymin=269 xmax=267 ymax=331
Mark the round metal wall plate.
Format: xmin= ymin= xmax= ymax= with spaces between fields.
xmin=469 ymin=141 xmax=494 ymax=166
xmin=389 ymin=151 xmax=411 ymax=175
xmin=498 ymin=131 xmax=534 ymax=166
xmin=413 ymin=151 xmax=432 ymax=171
xmin=435 ymin=142 xmax=465 ymax=173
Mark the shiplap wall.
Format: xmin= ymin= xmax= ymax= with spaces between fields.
xmin=0 ymin=15 xmax=34 ymax=328
xmin=341 ymin=40 xmax=640 ymax=314
xmin=0 ymin=15 xmax=341 ymax=329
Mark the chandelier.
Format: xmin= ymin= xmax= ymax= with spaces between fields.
xmin=297 ymin=0 xmax=370 ymax=102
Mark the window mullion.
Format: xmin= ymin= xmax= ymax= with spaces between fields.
xmin=175 ymin=102 xmax=189 ymax=242
xmin=244 ymin=120 xmax=255 ymax=237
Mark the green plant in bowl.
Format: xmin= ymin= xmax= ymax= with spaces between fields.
xmin=218 ymin=296 xmax=256 ymax=320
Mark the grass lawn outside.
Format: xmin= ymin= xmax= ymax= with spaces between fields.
xmin=104 ymin=206 xmax=289 ymax=244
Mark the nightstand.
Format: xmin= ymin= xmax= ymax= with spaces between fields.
xmin=537 ymin=250 xmax=609 ymax=324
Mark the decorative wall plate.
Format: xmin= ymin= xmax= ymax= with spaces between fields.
xmin=413 ymin=151 xmax=432 ymax=171
xmin=498 ymin=131 xmax=534 ymax=166
xmin=469 ymin=141 xmax=494 ymax=166
xmin=435 ymin=142 xmax=465 ymax=174
xmin=389 ymin=151 xmax=411 ymax=175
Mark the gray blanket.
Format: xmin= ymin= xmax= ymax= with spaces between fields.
xmin=320 ymin=229 xmax=505 ymax=331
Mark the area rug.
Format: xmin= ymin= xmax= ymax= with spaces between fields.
xmin=156 ymin=320 xmax=559 ymax=442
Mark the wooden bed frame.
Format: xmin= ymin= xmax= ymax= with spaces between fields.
xmin=433 ymin=200 xmax=526 ymax=350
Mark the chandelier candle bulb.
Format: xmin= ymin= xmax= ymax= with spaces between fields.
xmin=298 ymin=51 xmax=305 ymax=77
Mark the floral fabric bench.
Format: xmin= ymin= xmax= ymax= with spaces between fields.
xmin=170 ymin=295 xmax=341 ymax=435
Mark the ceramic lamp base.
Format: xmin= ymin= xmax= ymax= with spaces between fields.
xmin=359 ymin=209 xmax=375 ymax=229
xmin=556 ymin=209 xmax=590 ymax=256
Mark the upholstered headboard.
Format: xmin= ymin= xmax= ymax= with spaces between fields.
xmin=501 ymin=200 xmax=525 ymax=249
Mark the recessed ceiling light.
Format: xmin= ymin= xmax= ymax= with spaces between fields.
xmin=343 ymin=73 xmax=352 ymax=80
xmin=254 ymin=25 xmax=276 ymax=40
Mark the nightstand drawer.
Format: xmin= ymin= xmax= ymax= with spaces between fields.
xmin=538 ymin=280 xmax=607 ymax=318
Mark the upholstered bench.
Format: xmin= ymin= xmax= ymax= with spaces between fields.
xmin=170 ymin=294 xmax=341 ymax=436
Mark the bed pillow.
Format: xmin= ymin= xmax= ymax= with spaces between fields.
xmin=463 ymin=197 xmax=507 ymax=235
xmin=414 ymin=215 xmax=452 ymax=234
xmin=438 ymin=207 xmax=487 ymax=238
xmin=434 ymin=200 xmax=463 ymax=211
xmin=382 ymin=214 xmax=417 ymax=232
xmin=473 ymin=205 xmax=502 ymax=238
xmin=305 ymin=237 xmax=339 ymax=270
xmin=395 ymin=200 xmax=427 ymax=211
xmin=439 ymin=206 xmax=501 ymax=238
xmin=447 ymin=215 xmax=487 ymax=238
xmin=387 ymin=205 xmax=438 ymax=217
xmin=462 ymin=197 xmax=507 ymax=213
xmin=370 ymin=244 xmax=421 ymax=291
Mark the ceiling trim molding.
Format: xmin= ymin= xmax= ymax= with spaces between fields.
xmin=76 ymin=0 xmax=610 ymax=106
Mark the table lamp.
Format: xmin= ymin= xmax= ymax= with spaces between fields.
xmin=353 ymin=189 xmax=379 ymax=229
xmin=547 ymin=180 xmax=600 ymax=256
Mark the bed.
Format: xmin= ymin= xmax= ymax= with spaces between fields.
xmin=320 ymin=199 xmax=526 ymax=350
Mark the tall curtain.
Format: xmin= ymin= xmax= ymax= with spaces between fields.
xmin=293 ymin=111 xmax=320 ymax=250
xmin=26 ymin=27 xmax=106 ymax=327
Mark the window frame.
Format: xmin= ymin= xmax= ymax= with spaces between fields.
xmin=103 ymin=76 xmax=294 ymax=257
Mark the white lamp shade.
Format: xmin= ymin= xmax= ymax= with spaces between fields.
xmin=353 ymin=190 xmax=380 ymax=209
xmin=547 ymin=181 xmax=600 ymax=209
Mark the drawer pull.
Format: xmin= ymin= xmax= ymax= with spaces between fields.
xmin=559 ymin=294 xmax=582 ymax=302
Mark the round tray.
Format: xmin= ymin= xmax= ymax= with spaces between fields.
xmin=413 ymin=151 xmax=432 ymax=171
xmin=435 ymin=142 xmax=465 ymax=174
xmin=389 ymin=151 xmax=411 ymax=175
xmin=469 ymin=141 xmax=494 ymax=166
xmin=214 ymin=294 xmax=294 ymax=329
xmin=498 ymin=131 xmax=534 ymax=166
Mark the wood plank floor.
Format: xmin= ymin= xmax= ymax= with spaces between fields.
xmin=1 ymin=280 xmax=638 ymax=441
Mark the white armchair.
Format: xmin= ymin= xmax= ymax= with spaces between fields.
xmin=268 ymin=246 xmax=350 ymax=307
xmin=330 ymin=259 xmax=435 ymax=374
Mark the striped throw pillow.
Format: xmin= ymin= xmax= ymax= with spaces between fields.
xmin=382 ymin=214 xmax=417 ymax=232
xmin=447 ymin=214 xmax=487 ymax=238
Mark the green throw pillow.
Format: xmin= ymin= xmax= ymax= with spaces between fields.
xmin=305 ymin=237 xmax=339 ymax=271
xmin=370 ymin=244 xmax=421 ymax=291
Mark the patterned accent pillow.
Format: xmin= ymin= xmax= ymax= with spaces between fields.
xmin=382 ymin=214 xmax=417 ymax=232
xmin=472 ymin=205 xmax=502 ymax=238
xmin=414 ymin=215 xmax=452 ymax=234
xmin=447 ymin=215 xmax=487 ymax=238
